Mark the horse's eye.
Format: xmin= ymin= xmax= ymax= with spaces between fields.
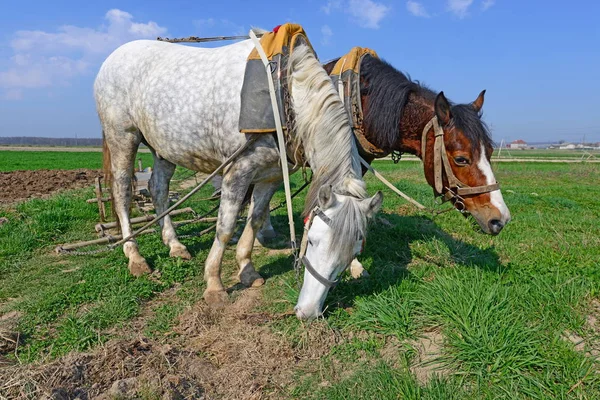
xmin=454 ymin=156 xmax=470 ymax=166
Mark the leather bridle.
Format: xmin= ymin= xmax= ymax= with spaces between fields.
xmin=421 ymin=116 xmax=500 ymax=211
xmin=298 ymin=206 xmax=363 ymax=289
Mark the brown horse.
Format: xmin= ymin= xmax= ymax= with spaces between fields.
xmin=323 ymin=53 xmax=511 ymax=235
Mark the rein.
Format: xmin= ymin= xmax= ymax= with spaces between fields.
xmin=421 ymin=116 xmax=500 ymax=209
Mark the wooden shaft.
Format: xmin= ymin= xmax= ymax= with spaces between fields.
xmin=56 ymin=229 xmax=156 ymax=252
xmin=94 ymin=207 xmax=194 ymax=232
xmin=87 ymin=197 xmax=111 ymax=203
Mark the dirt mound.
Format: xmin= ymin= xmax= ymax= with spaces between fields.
xmin=0 ymin=169 xmax=101 ymax=204
xmin=0 ymin=290 xmax=340 ymax=400
xmin=1 ymin=337 xmax=207 ymax=399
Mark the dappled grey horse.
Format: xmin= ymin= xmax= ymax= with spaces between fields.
xmin=95 ymin=37 xmax=382 ymax=317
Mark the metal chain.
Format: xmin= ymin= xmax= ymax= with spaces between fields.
xmin=56 ymin=246 xmax=115 ymax=256
xmin=391 ymin=151 xmax=403 ymax=163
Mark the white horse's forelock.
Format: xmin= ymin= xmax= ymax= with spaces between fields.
xmin=287 ymin=44 xmax=365 ymax=213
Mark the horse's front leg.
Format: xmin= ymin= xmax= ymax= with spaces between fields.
xmin=203 ymin=169 xmax=252 ymax=306
xmin=236 ymin=181 xmax=279 ymax=287
xmin=256 ymin=210 xmax=277 ymax=244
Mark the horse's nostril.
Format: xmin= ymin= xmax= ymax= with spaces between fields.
xmin=488 ymin=219 xmax=504 ymax=234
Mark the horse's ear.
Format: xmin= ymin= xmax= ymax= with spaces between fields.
xmin=361 ymin=191 xmax=383 ymax=218
xmin=435 ymin=92 xmax=452 ymax=125
xmin=472 ymin=89 xmax=486 ymax=113
xmin=318 ymin=185 xmax=336 ymax=209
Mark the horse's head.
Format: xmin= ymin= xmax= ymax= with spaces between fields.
xmin=422 ymin=90 xmax=511 ymax=235
xmin=294 ymin=185 xmax=383 ymax=320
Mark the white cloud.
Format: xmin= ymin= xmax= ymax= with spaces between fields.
xmin=0 ymin=9 xmax=167 ymax=98
xmin=321 ymin=0 xmax=390 ymax=29
xmin=348 ymin=0 xmax=390 ymax=29
xmin=447 ymin=0 xmax=474 ymax=18
xmin=321 ymin=25 xmax=333 ymax=46
xmin=482 ymin=0 xmax=495 ymax=11
xmin=321 ymin=0 xmax=342 ymax=14
xmin=406 ymin=1 xmax=430 ymax=17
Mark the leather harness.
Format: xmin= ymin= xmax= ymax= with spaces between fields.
xmin=421 ymin=115 xmax=500 ymax=207
xmin=299 ymin=206 xmax=362 ymax=289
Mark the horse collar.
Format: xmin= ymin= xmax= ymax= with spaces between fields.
xmin=421 ymin=116 xmax=500 ymax=206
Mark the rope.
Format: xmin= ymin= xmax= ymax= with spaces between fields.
xmin=249 ymin=30 xmax=298 ymax=253
xmin=359 ymin=157 xmax=426 ymax=210
xmin=107 ymin=136 xmax=258 ymax=250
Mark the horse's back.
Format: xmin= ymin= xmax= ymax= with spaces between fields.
xmin=95 ymin=39 xmax=256 ymax=172
xmin=95 ymin=39 xmax=252 ymax=101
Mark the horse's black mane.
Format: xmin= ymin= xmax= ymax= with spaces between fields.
xmin=360 ymin=55 xmax=493 ymax=151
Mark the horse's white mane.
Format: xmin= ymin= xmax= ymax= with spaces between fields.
xmin=287 ymin=44 xmax=370 ymax=260
xmin=287 ymin=44 xmax=365 ymax=214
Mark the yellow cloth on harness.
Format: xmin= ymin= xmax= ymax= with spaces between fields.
xmin=330 ymin=47 xmax=379 ymax=76
xmin=247 ymin=23 xmax=315 ymax=61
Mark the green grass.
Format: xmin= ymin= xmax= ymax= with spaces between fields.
xmin=0 ymin=150 xmax=153 ymax=171
xmin=1 ymin=156 xmax=599 ymax=398
xmin=492 ymin=148 xmax=600 ymax=159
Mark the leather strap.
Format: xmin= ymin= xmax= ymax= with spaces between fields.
xmin=421 ymin=116 xmax=501 ymax=202
xmin=302 ymin=256 xmax=339 ymax=288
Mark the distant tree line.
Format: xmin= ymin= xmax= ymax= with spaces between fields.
xmin=0 ymin=137 xmax=103 ymax=147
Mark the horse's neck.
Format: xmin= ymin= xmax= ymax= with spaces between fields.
xmin=393 ymin=93 xmax=435 ymax=160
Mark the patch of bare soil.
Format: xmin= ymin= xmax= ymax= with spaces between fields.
xmin=0 ymin=169 xmax=101 ymax=204
xmin=0 ymin=311 xmax=23 ymax=364
xmin=0 ymin=289 xmax=340 ymax=400
xmin=408 ymin=329 xmax=449 ymax=384
xmin=563 ymin=299 xmax=600 ymax=363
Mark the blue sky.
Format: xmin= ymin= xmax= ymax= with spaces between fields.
xmin=0 ymin=0 xmax=598 ymax=143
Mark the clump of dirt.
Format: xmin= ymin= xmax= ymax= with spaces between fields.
xmin=0 ymin=169 xmax=101 ymax=204
xmin=0 ymin=337 xmax=207 ymax=399
xmin=0 ymin=289 xmax=339 ymax=400
xmin=0 ymin=311 xmax=22 ymax=360
xmin=176 ymin=289 xmax=339 ymax=399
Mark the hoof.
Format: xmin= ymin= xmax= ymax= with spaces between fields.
xmin=239 ymin=263 xmax=265 ymax=287
xmin=128 ymin=258 xmax=152 ymax=277
xmin=170 ymin=246 xmax=192 ymax=260
xmin=259 ymin=228 xmax=277 ymax=239
xmin=351 ymin=269 xmax=370 ymax=279
xmin=203 ymin=289 xmax=229 ymax=308
xmin=255 ymin=229 xmax=277 ymax=247
xmin=350 ymin=259 xmax=369 ymax=279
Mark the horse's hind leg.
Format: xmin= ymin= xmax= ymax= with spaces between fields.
xmin=104 ymin=127 xmax=151 ymax=276
xmin=236 ymin=181 xmax=279 ymax=287
xmin=148 ymin=154 xmax=191 ymax=260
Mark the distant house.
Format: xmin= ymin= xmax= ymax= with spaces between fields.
xmin=559 ymin=143 xmax=576 ymax=150
xmin=509 ymin=139 xmax=527 ymax=149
